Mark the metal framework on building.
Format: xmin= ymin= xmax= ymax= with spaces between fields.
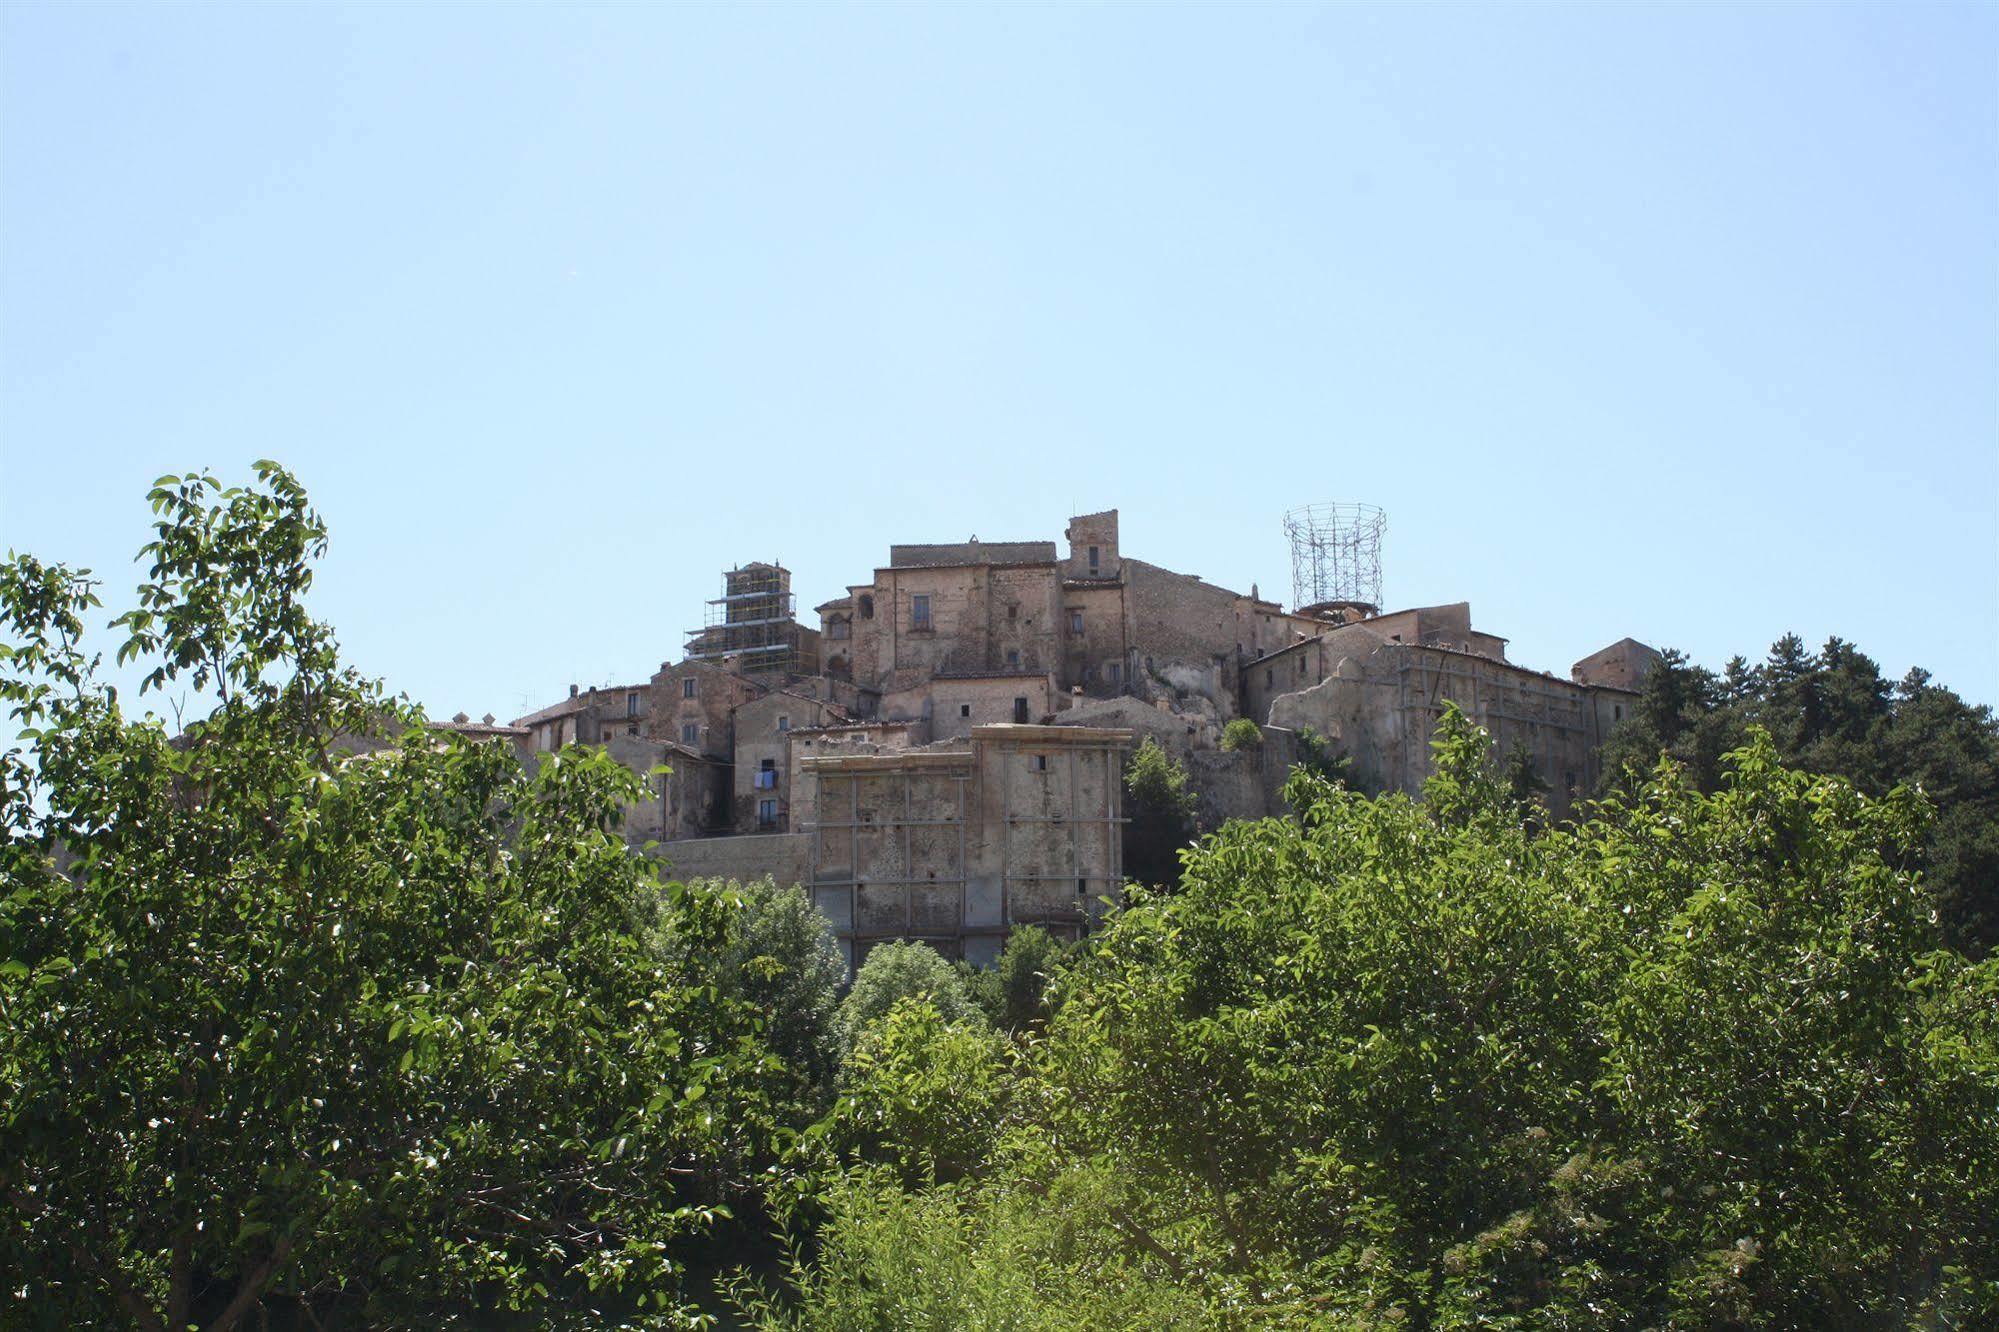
xmin=684 ymin=562 xmax=804 ymax=675
xmin=1284 ymin=502 xmax=1386 ymax=612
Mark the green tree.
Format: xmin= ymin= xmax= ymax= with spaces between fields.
xmin=744 ymin=707 xmax=1998 ymax=1327
xmin=1121 ymin=737 xmax=1198 ymax=890
xmin=831 ymin=998 xmax=1015 ymax=1185
xmin=989 ymin=923 xmax=1069 ymax=1033
xmin=1220 ymin=718 xmax=1263 ymax=751
xmin=834 ymin=939 xmax=981 ymax=1053
xmin=0 ymin=468 xmax=776 ymax=1329
xmin=661 ymin=876 xmax=845 ymax=1114
xmin=1601 ymin=634 xmax=1999 ymax=956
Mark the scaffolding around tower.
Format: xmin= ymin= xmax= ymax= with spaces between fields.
xmin=1284 ymin=503 xmax=1386 ymax=614
xmin=684 ymin=562 xmax=811 ymax=676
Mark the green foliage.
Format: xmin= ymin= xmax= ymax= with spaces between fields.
xmin=1290 ymin=724 xmax=1350 ymax=788
xmin=1221 ymin=718 xmax=1263 ymax=751
xmin=831 ymin=999 xmax=1015 ymax=1185
xmin=747 ymin=703 xmax=1998 ymax=1328
xmin=835 ymin=939 xmax=982 ymax=1053
xmin=990 ymin=924 xmax=1069 ymax=1033
xmin=1122 ymin=736 xmax=1198 ymax=890
xmin=724 ymin=1169 xmax=1209 ymax=1331
xmin=0 ymin=468 xmax=778 ymax=1329
xmin=1601 ymin=635 xmax=1999 ymax=955
xmin=666 ymin=876 xmax=844 ymax=1114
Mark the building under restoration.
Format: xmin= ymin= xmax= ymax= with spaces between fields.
xmin=511 ymin=506 xmax=1659 ymax=967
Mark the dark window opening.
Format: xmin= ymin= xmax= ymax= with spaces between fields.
xmin=960 ymin=703 xmax=972 ymax=718
xmin=859 ymin=594 xmax=875 ymax=620
xmin=627 ymin=691 xmax=640 ymax=716
xmin=1068 ymin=609 xmax=1084 ymax=635
xmin=1006 ymin=649 xmax=1020 ymax=668
xmin=681 ymin=723 xmax=698 ymax=745
xmin=912 ymin=594 xmax=932 ymax=631
xmin=1266 ymin=669 xmax=1274 ymax=688
xmin=1013 ymin=697 xmax=1030 ymax=724
xmin=757 ymin=798 xmax=778 ymax=830
xmin=1078 ymin=877 xmax=1088 ymax=895
xmin=1107 ymin=662 xmax=1121 ymax=683
xmin=1033 ymin=754 xmax=1048 ymax=771
xmin=777 ymin=714 xmax=789 ymax=731
xmin=1088 ymin=546 xmax=1100 ymax=571
xmin=682 ymin=677 xmax=697 ymax=699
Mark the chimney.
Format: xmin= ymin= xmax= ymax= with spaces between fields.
xmin=569 ymin=684 xmax=578 ymax=697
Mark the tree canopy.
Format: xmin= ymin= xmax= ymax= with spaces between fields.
xmin=1600 ymin=635 xmax=1999 ymax=956
xmin=1 ymin=468 xmax=780 ymax=1329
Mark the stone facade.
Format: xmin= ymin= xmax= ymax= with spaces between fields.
xmin=503 ymin=504 xmax=1658 ymax=964
xmin=797 ymin=724 xmax=1130 ymax=968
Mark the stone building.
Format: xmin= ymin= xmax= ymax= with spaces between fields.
xmin=516 ymin=682 xmax=653 ymax=751
xmin=793 ymin=724 xmax=1131 ymax=968
xmin=1248 ymin=612 xmax=1657 ymax=819
xmin=503 ymin=503 xmax=1658 ymax=962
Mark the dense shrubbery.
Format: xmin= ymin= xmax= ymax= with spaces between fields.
xmin=749 ymin=711 xmax=1999 ymax=1329
xmin=7 ymin=469 xmax=1995 ymax=1328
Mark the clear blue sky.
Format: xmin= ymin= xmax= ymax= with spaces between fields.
xmin=3 ymin=2 xmax=1994 ymax=719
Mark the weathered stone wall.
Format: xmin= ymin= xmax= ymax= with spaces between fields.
xmin=732 ymin=691 xmax=841 ymax=833
xmin=1061 ymin=582 xmax=1131 ymax=696
xmin=1062 ymin=509 xmax=1121 ymax=581
xmin=654 ymin=830 xmax=814 ymax=889
xmin=1571 ymin=638 xmax=1660 ymax=691
xmin=1187 ymin=748 xmax=1269 ymax=826
xmin=924 ymin=673 xmax=1058 ymax=740
xmin=1124 ymin=559 xmax=1246 ymax=718
xmin=797 ymin=726 xmax=1130 ymax=969
xmin=647 ymin=660 xmax=763 ymax=759
xmin=1267 ymin=643 xmax=1626 ymax=819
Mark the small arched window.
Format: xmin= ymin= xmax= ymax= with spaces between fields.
xmin=859 ymin=594 xmax=875 ymax=620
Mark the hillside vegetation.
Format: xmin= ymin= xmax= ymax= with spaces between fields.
xmin=4 ymin=467 xmax=1993 ymax=1329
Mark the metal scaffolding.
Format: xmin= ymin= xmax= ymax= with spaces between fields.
xmin=684 ymin=562 xmax=804 ymax=674
xmin=1284 ymin=503 xmax=1386 ymax=612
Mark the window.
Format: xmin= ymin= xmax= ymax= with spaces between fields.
xmin=1008 ymin=603 xmax=1018 ymax=621
xmin=681 ymin=723 xmax=698 ymax=745
xmin=626 ymin=725 xmax=637 ymax=737
xmin=859 ymin=594 xmax=875 ymax=620
xmin=828 ymin=616 xmax=850 ymax=640
xmin=1013 ymin=697 xmax=1030 ymax=723
xmin=1299 ymin=655 xmax=1307 ymax=676
xmin=1107 ymin=662 xmax=1121 ymax=683
xmin=1266 ymin=669 xmax=1274 ymax=688
xmin=1078 ymin=876 xmax=1088 ymax=896
xmin=755 ymin=758 xmax=777 ymax=789
xmin=1033 ymin=754 xmax=1048 ymax=772
xmin=1088 ymin=545 xmax=1100 ymax=572
xmin=1614 ymin=704 xmax=1623 ymax=720
xmin=757 ymin=798 xmax=778 ymax=830
xmin=912 ymin=594 xmax=931 ymax=631
xmin=1006 ymin=649 xmax=1020 ymax=668
xmin=626 ymin=691 xmax=640 ymax=717
xmin=960 ymin=703 xmax=972 ymax=718
xmin=777 ymin=714 xmax=789 ymax=731
xmin=1068 ymin=609 xmax=1084 ymax=636
xmin=682 ymin=677 xmax=696 ymax=699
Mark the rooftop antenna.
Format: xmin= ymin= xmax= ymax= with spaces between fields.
xmin=1283 ymin=503 xmax=1386 ymax=611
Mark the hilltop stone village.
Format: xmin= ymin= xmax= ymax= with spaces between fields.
xmin=460 ymin=510 xmax=1656 ymax=968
